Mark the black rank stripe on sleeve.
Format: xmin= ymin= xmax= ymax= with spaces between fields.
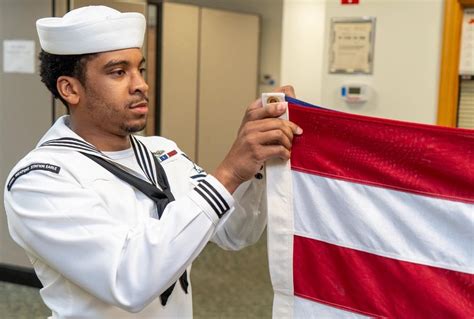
xmin=194 ymin=180 xmax=230 ymax=218
xmin=190 ymin=174 xmax=207 ymax=180
xmin=7 ymin=163 xmax=61 ymax=191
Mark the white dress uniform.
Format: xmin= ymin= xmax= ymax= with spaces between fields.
xmin=4 ymin=115 xmax=267 ymax=318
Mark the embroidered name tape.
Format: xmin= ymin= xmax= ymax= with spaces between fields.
xmin=7 ymin=163 xmax=61 ymax=191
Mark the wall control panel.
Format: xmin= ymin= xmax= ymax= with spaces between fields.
xmin=341 ymin=84 xmax=369 ymax=103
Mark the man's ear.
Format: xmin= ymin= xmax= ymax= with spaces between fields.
xmin=57 ymin=76 xmax=82 ymax=106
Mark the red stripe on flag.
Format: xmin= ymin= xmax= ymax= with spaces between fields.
xmin=288 ymin=104 xmax=474 ymax=203
xmin=293 ymin=235 xmax=474 ymax=318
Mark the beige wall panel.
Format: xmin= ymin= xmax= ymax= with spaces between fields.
xmin=145 ymin=18 xmax=157 ymax=136
xmin=169 ymin=0 xmax=283 ymax=95
xmin=197 ymin=8 xmax=259 ymax=172
xmin=71 ymin=0 xmax=146 ymax=14
xmin=160 ymin=3 xmax=199 ymax=159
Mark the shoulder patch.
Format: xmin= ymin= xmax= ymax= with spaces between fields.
xmin=157 ymin=149 xmax=179 ymax=163
xmin=7 ymin=163 xmax=61 ymax=191
xmin=153 ymin=149 xmax=165 ymax=157
xmin=181 ymin=153 xmax=207 ymax=175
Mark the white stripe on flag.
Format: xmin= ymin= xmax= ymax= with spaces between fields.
xmin=293 ymin=171 xmax=474 ymax=273
xmin=294 ymin=296 xmax=369 ymax=319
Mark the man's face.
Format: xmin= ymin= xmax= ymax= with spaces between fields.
xmin=79 ymin=48 xmax=149 ymax=136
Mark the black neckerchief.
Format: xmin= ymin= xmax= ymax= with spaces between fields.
xmin=40 ymin=136 xmax=188 ymax=305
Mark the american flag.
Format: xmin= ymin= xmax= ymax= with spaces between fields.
xmin=266 ymin=97 xmax=474 ymax=318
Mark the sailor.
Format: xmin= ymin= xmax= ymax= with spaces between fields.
xmin=4 ymin=5 xmax=301 ymax=318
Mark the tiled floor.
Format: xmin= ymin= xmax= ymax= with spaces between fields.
xmin=0 ymin=281 xmax=49 ymax=318
xmin=1 ymin=235 xmax=272 ymax=318
xmin=192 ymin=235 xmax=273 ymax=319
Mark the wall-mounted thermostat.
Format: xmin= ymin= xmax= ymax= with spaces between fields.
xmin=341 ymin=84 xmax=369 ymax=103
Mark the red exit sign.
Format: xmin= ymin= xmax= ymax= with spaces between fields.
xmin=342 ymin=0 xmax=359 ymax=4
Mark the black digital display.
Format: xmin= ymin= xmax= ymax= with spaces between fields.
xmin=349 ymin=87 xmax=361 ymax=94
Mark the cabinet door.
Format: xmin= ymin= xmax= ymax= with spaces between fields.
xmin=197 ymin=8 xmax=259 ymax=172
xmin=160 ymin=3 xmax=199 ymax=159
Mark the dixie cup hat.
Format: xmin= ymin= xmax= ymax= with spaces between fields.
xmin=36 ymin=5 xmax=146 ymax=55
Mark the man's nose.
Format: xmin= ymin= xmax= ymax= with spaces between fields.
xmin=131 ymin=72 xmax=149 ymax=95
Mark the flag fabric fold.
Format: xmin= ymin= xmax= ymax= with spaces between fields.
xmin=266 ymin=97 xmax=474 ymax=318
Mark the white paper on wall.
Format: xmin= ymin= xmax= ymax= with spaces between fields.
xmin=460 ymin=9 xmax=474 ymax=76
xmin=3 ymin=40 xmax=35 ymax=74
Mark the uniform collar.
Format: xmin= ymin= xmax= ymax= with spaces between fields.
xmin=38 ymin=115 xmax=160 ymax=187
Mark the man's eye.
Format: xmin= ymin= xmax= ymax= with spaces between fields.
xmin=112 ymin=70 xmax=125 ymax=76
xmin=140 ymin=68 xmax=146 ymax=75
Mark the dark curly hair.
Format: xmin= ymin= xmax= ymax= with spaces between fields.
xmin=39 ymin=50 xmax=97 ymax=110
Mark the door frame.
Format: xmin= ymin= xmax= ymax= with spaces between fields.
xmin=437 ymin=0 xmax=474 ymax=127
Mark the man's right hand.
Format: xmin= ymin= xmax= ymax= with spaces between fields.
xmin=213 ymin=86 xmax=302 ymax=194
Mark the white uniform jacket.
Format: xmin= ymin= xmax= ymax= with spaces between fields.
xmin=4 ymin=116 xmax=267 ymax=318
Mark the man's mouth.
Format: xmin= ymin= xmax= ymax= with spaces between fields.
xmin=130 ymin=102 xmax=148 ymax=108
xmin=129 ymin=101 xmax=148 ymax=114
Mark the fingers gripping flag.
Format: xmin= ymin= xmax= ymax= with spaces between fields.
xmin=265 ymin=96 xmax=474 ymax=318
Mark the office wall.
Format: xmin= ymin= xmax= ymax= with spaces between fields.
xmin=281 ymin=0 xmax=327 ymax=104
xmin=0 ymin=0 xmax=52 ymax=267
xmin=281 ymin=0 xmax=444 ymax=124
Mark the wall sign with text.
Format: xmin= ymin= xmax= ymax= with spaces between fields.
xmin=460 ymin=9 xmax=474 ymax=75
xmin=329 ymin=17 xmax=376 ymax=74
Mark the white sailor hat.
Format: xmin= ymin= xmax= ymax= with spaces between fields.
xmin=36 ymin=5 xmax=146 ymax=55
